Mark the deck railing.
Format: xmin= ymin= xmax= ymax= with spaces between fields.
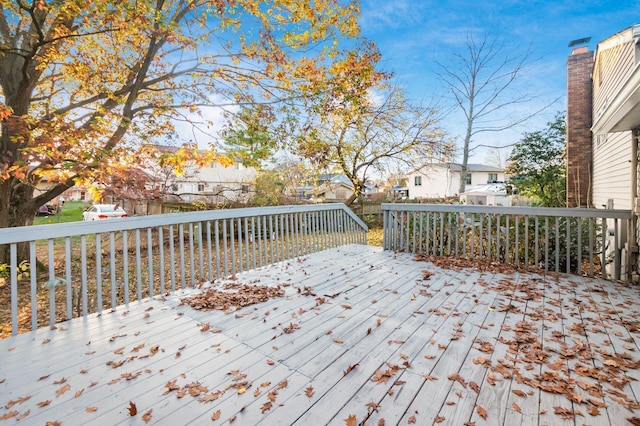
xmin=382 ymin=203 xmax=635 ymax=282
xmin=0 ymin=204 xmax=367 ymax=336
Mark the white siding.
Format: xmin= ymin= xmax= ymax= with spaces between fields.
xmin=407 ymin=166 xmax=506 ymax=199
xmin=592 ymin=131 xmax=632 ymax=210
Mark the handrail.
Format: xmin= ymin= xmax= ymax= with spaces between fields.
xmin=0 ymin=204 xmax=368 ymax=245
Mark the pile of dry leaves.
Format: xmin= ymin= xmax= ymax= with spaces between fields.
xmin=416 ymin=254 xmax=524 ymax=275
xmin=180 ymin=283 xmax=284 ymax=312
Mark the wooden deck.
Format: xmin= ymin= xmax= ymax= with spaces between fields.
xmin=2 ymin=244 xmax=640 ymax=425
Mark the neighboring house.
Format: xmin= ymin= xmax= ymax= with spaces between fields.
xmin=566 ymin=23 xmax=640 ymax=277
xmin=305 ymin=174 xmax=355 ymax=203
xmin=309 ymin=181 xmax=355 ymax=203
xmin=406 ymin=163 xmax=506 ymax=199
xmin=460 ymin=183 xmax=512 ymax=206
xmin=146 ymin=145 xmax=257 ymax=204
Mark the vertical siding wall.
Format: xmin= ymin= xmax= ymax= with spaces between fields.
xmin=591 ymin=29 xmax=636 ymax=211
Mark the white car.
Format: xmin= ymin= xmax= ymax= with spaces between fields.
xmin=82 ymin=204 xmax=128 ymax=221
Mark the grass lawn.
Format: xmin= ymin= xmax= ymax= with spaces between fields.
xmin=33 ymin=200 xmax=89 ymax=226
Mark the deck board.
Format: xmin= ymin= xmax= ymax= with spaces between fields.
xmin=2 ymin=244 xmax=640 ymax=425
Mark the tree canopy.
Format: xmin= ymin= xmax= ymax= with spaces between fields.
xmin=506 ymin=112 xmax=566 ymax=207
xmin=295 ymin=85 xmax=453 ymax=205
xmin=0 ymin=0 xmax=374 ymax=233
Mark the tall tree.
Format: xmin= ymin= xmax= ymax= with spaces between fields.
xmin=222 ymin=105 xmax=277 ymax=169
xmin=298 ymin=85 xmax=453 ymax=205
xmin=435 ymin=31 xmax=545 ymax=195
xmin=506 ymin=112 xmax=566 ymax=207
xmin=0 ymin=0 xmax=370 ymax=242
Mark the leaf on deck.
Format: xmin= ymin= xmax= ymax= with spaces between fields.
xmin=343 ymin=363 xmax=359 ymax=376
xmin=55 ymin=384 xmax=70 ymax=397
xmin=476 ymin=405 xmax=488 ymax=419
xmin=127 ymin=401 xmax=137 ymax=416
xmin=344 ymin=414 xmax=357 ymax=426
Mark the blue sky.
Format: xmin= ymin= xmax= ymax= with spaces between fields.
xmin=358 ymin=0 xmax=640 ymax=165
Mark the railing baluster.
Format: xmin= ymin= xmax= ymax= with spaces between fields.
xmin=230 ymin=219 xmax=236 ymax=277
xmin=534 ymin=217 xmax=539 ymax=268
xmin=81 ymin=235 xmax=89 ymax=316
xmin=524 ymin=216 xmax=529 ymax=267
xmin=10 ymin=244 xmax=17 ymax=335
xmin=47 ymin=239 xmax=56 ymax=325
xmin=64 ymin=238 xmax=72 ymax=320
xmin=222 ymin=220 xmax=228 ymax=278
xmin=589 ymin=217 xmax=594 ymax=277
xmin=189 ymin=223 xmax=195 ymax=286
xmin=169 ymin=225 xmax=177 ymax=290
xmin=112 ymin=232 xmax=119 ymax=306
xmin=123 ymin=230 xmax=130 ymax=305
xmin=566 ymin=217 xmax=571 ymax=274
xmin=147 ymin=228 xmax=153 ymax=296
xmin=96 ymin=233 xmax=102 ymax=313
xmin=30 ymin=241 xmax=37 ymax=330
xmin=215 ymin=220 xmax=221 ymax=279
xmin=544 ymin=217 xmax=549 ymax=271
xmin=207 ymin=221 xmax=213 ymax=282
xmin=555 ymin=218 xmax=560 ymax=273
xmin=577 ymin=217 xmax=583 ymax=276
xmin=179 ymin=223 xmax=186 ymax=288
xmin=159 ymin=226 xmax=165 ymax=295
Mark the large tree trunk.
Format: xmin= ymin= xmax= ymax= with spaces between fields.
xmin=0 ymin=177 xmax=37 ymax=264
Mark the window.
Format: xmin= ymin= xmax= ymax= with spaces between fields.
xmin=488 ymin=173 xmax=498 ymax=182
xmin=465 ymin=173 xmax=472 ymax=185
xmin=171 ymin=184 xmax=179 ymax=192
xmin=198 ymin=183 xmax=205 ymax=192
xmin=241 ymin=184 xmax=249 ymax=193
xmin=414 ymin=176 xmax=422 ymax=186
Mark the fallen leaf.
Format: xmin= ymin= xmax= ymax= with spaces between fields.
xmin=512 ymin=389 xmax=527 ymax=398
xmin=0 ymin=411 xmax=18 ymax=421
xmin=212 ymin=410 xmax=221 ymax=421
xmin=434 ymin=415 xmax=445 ymax=423
xmin=333 ymin=338 xmax=344 ymax=344
xmin=423 ymin=374 xmax=438 ymax=381
xmin=261 ymin=401 xmax=273 ymax=413
xmin=512 ymin=402 xmax=521 ymax=413
xmin=86 ymin=407 xmax=98 ymax=413
xmin=345 ymin=414 xmax=357 ymax=426
xmin=408 ymin=414 xmax=416 ymax=423
xmin=305 ymin=386 xmax=314 ymax=398
xmin=55 ymin=384 xmax=70 ymax=397
xmin=5 ymin=395 xmax=31 ymax=409
xmin=16 ymin=410 xmax=30 ymax=420
xmin=128 ymin=401 xmax=137 ymax=416
xmin=37 ymin=400 xmax=52 ymax=407
xmin=343 ymin=363 xmax=359 ymax=376
xmin=277 ymin=380 xmax=288 ymax=389
xmin=476 ymin=406 xmax=487 ymax=419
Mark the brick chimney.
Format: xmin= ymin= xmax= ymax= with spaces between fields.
xmin=566 ymin=46 xmax=593 ymax=207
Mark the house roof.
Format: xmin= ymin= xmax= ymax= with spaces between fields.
xmin=432 ymin=162 xmax=505 ymax=172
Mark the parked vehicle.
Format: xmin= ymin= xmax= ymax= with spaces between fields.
xmin=82 ymin=204 xmax=128 ymax=221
